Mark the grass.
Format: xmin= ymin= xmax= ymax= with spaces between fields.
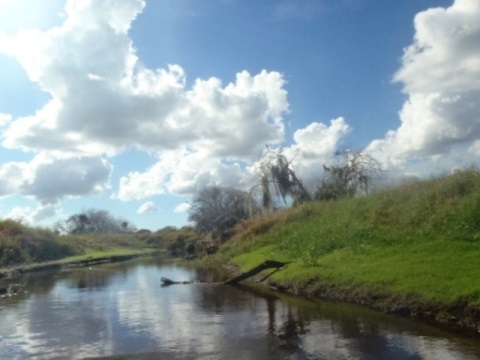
xmin=1 ymin=248 xmax=161 ymax=276
xmin=0 ymin=218 xmax=201 ymax=270
xmin=219 ymin=168 xmax=480 ymax=307
xmin=0 ymin=222 xmax=161 ymax=268
xmin=54 ymin=247 xmax=159 ymax=263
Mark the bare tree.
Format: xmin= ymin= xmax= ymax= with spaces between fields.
xmin=252 ymin=147 xmax=310 ymax=212
xmin=188 ymin=186 xmax=256 ymax=237
xmin=58 ymin=209 xmax=135 ymax=234
xmin=316 ymin=150 xmax=383 ymax=200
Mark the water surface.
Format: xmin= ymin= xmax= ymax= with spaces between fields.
xmin=1 ymin=258 xmax=480 ymax=359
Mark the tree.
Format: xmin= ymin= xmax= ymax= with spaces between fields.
xmin=188 ymin=186 xmax=256 ymax=236
xmin=315 ymin=150 xmax=383 ymax=201
xmin=252 ymin=147 xmax=310 ymax=212
xmin=57 ymin=208 xmax=135 ymax=234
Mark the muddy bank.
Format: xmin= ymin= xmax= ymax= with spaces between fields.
xmin=221 ymin=261 xmax=480 ymax=335
xmin=265 ymin=278 xmax=480 ymax=335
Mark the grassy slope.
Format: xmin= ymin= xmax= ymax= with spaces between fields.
xmin=220 ymin=169 xmax=480 ymax=308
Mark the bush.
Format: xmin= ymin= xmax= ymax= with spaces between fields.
xmin=150 ymin=226 xmax=202 ymax=257
xmin=0 ymin=220 xmax=79 ymax=266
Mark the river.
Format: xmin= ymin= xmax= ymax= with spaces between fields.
xmin=1 ymin=257 xmax=480 ymax=359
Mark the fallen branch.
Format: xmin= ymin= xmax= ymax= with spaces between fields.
xmin=223 ymin=260 xmax=288 ymax=285
xmin=160 ymin=260 xmax=288 ymax=286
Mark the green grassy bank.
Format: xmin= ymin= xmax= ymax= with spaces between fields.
xmin=217 ymin=168 xmax=480 ymax=331
xmin=0 ymin=220 xmax=163 ymax=270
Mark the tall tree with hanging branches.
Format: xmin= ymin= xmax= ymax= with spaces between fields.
xmin=252 ymin=147 xmax=311 ymax=212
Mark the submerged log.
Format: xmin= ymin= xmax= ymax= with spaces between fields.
xmin=223 ymin=260 xmax=288 ymax=285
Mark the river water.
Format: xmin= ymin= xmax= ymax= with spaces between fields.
xmin=1 ymin=258 xmax=480 ymax=359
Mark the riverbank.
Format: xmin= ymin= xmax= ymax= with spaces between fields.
xmin=222 ymin=247 xmax=480 ymax=334
xmin=213 ymin=169 xmax=480 ymax=334
xmin=0 ymin=219 xmax=168 ymax=277
xmin=0 ymin=248 xmax=162 ymax=279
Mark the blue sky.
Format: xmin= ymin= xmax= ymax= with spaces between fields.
xmin=0 ymin=0 xmax=479 ymax=231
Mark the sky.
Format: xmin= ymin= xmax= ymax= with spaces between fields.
xmin=0 ymin=0 xmax=479 ymax=231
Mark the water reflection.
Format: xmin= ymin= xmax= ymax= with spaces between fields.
xmin=0 ymin=259 xmax=480 ymax=359
xmin=66 ymin=270 xmax=113 ymax=290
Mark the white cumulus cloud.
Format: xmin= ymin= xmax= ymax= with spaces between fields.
xmin=282 ymin=117 xmax=351 ymax=187
xmin=0 ymin=0 xmax=288 ymax=206
xmin=0 ymin=113 xmax=12 ymax=126
xmin=0 ymin=154 xmax=112 ymax=205
xmin=118 ymin=117 xmax=351 ymax=200
xmin=367 ymin=0 xmax=480 ymax=175
xmin=0 ymin=0 xmax=286 ymax=157
xmin=137 ymin=201 xmax=157 ymax=214
xmin=174 ymin=203 xmax=191 ymax=214
xmin=3 ymin=204 xmax=57 ymax=224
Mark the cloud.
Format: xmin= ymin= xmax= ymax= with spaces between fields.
xmin=367 ymin=0 xmax=480 ymax=174
xmin=0 ymin=161 xmax=28 ymax=197
xmin=0 ymin=0 xmax=66 ymax=34
xmin=0 ymin=0 xmax=291 ymax=212
xmin=0 ymin=113 xmax=12 ymax=126
xmin=116 ymin=148 xmax=247 ymax=199
xmin=174 ymin=203 xmax=191 ymax=214
xmin=0 ymin=154 xmax=112 ymax=204
xmin=288 ymin=118 xmax=351 ymax=184
xmin=3 ymin=204 xmax=57 ymax=223
xmin=290 ymin=118 xmax=350 ymax=159
xmin=249 ymin=117 xmax=351 ymax=190
xmin=1 ymin=0 xmax=287 ymax=157
xmin=117 ymin=117 xmax=350 ymax=200
xmin=137 ymin=201 xmax=157 ymax=214
xmin=24 ymin=155 xmax=112 ymax=205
